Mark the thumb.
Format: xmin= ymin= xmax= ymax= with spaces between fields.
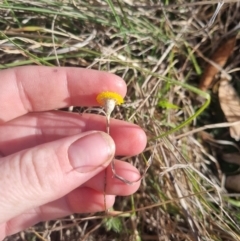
xmin=0 ymin=131 xmax=115 ymax=224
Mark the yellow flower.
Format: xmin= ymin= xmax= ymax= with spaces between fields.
xmin=96 ymin=91 xmax=124 ymax=118
xmin=96 ymin=91 xmax=124 ymax=106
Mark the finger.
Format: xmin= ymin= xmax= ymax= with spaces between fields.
xmin=0 ymin=66 xmax=126 ymax=122
xmin=0 ymin=131 xmax=115 ymax=224
xmin=84 ymin=160 xmax=141 ymax=195
xmin=0 ymin=112 xmax=147 ymax=157
xmin=2 ymin=160 xmax=140 ymax=237
xmin=2 ymin=188 xmax=116 ymax=237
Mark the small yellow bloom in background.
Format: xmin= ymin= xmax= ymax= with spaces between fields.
xmin=96 ymin=91 xmax=124 ymax=118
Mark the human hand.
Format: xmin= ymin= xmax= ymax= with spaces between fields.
xmin=0 ymin=66 xmax=146 ymax=239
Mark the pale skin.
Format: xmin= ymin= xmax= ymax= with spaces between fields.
xmin=0 ymin=66 xmax=147 ymax=239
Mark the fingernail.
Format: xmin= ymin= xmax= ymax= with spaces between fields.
xmin=68 ymin=132 xmax=115 ymax=172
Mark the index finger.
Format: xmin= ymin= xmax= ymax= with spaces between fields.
xmin=0 ymin=66 xmax=126 ymax=122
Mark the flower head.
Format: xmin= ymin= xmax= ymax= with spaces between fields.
xmin=96 ymin=91 xmax=124 ymax=106
xmin=96 ymin=91 xmax=124 ymax=118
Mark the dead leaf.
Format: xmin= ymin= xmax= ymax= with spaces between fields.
xmin=199 ymin=36 xmax=236 ymax=91
xmin=225 ymin=174 xmax=240 ymax=192
xmin=222 ymin=153 xmax=240 ymax=166
xmin=218 ymin=80 xmax=240 ymax=141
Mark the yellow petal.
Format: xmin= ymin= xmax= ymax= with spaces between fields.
xmin=96 ymin=91 xmax=124 ymax=106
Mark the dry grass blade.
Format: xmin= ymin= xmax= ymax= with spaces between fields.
xmin=199 ymin=36 xmax=236 ymax=91
xmin=218 ymin=79 xmax=240 ymax=140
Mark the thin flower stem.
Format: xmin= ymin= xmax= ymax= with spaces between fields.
xmin=104 ymin=115 xmax=110 ymax=213
xmin=96 ymin=91 xmax=152 ymax=210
